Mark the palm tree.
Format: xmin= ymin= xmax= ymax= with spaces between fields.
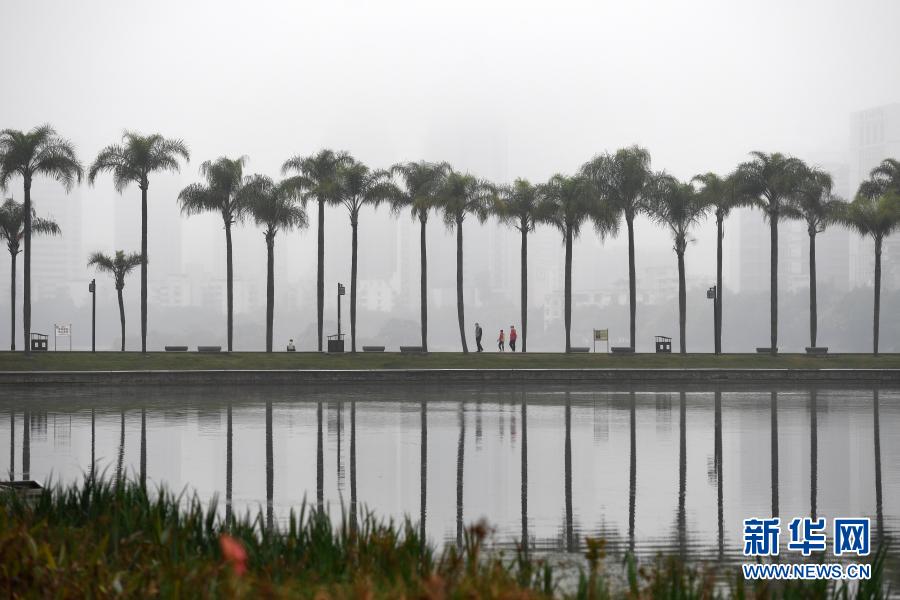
xmin=0 ymin=199 xmax=61 ymax=351
xmin=839 ymin=168 xmax=900 ymax=355
xmin=438 ymin=170 xmax=494 ymax=353
xmin=581 ymin=146 xmax=652 ymax=350
xmin=236 ymin=175 xmax=308 ymax=352
xmin=178 ymin=156 xmax=247 ymax=351
xmin=645 ymin=174 xmax=710 ymax=353
xmin=89 ymin=132 xmax=190 ymax=353
xmin=494 ymin=179 xmax=544 ymax=353
xmin=539 ymin=174 xmax=618 ymax=352
xmin=389 ymin=161 xmax=448 ymax=352
xmin=87 ymin=250 xmax=142 ymax=351
xmin=0 ymin=125 xmax=82 ymax=354
xmin=282 ymin=150 xmax=352 ymax=352
xmin=734 ymin=152 xmax=804 ymax=355
xmin=693 ymin=172 xmax=749 ymax=354
xmin=334 ymin=159 xmax=397 ymax=352
xmin=793 ymin=166 xmax=843 ymax=349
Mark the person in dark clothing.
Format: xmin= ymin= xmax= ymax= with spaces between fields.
xmin=474 ymin=322 xmax=483 ymax=352
xmin=509 ymin=325 xmax=517 ymax=352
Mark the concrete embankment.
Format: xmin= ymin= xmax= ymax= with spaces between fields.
xmin=1 ymin=368 xmax=899 ymax=386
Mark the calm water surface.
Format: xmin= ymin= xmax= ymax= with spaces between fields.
xmin=1 ymin=384 xmax=897 ymax=579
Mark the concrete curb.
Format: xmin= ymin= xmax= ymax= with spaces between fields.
xmin=2 ymin=368 xmax=900 ymax=386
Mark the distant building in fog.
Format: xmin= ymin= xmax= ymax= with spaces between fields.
xmin=849 ymin=103 xmax=900 ymax=289
xmin=32 ymin=187 xmax=83 ymax=303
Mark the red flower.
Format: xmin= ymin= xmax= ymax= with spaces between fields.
xmin=219 ymin=534 xmax=248 ymax=576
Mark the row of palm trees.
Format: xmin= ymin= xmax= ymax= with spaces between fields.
xmin=2 ymin=124 xmax=899 ymax=355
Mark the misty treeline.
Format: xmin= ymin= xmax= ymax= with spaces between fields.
xmin=2 ymin=126 xmax=899 ymax=355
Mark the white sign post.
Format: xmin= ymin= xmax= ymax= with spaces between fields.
xmin=593 ymin=329 xmax=609 ymax=353
xmin=54 ymin=323 xmax=72 ymax=351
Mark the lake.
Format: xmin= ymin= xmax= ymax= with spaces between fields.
xmin=1 ymin=384 xmax=896 ymax=580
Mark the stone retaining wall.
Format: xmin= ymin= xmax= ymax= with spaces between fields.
xmin=1 ymin=368 xmax=899 ymax=386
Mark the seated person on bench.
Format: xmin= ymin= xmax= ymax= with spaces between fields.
xmin=286 ymin=339 xmax=296 ymax=352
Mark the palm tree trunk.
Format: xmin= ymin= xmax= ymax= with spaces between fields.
xmin=627 ymin=215 xmax=636 ymax=350
xmin=769 ymin=217 xmax=778 ymax=355
xmin=420 ymin=217 xmax=428 ymax=352
xmin=140 ymin=184 xmax=148 ymax=354
xmin=225 ymin=220 xmax=234 ymax=352
xmin=266 ymin=234 xmax=274 ymax=353
xmin=455 ymin=218 xmax=468 ymax=353
xmin=809 ymin=230 xmax=817 ymax=348
xmin=677 ymin=249 xmax=686 ymax=353
xmin=715 ymin=216 xmax=723 ymax=354
xmin=317 ymin=198 xmax=325 ymax=352
xmin=520 ymin=226 xmax=528 ymax=353
xmin=873 ymin=236 xmax=882 ymax=355
xmin=117 ymin=287 xmax=126 ymax=351
xmin=564 ymin=228 xmax=573 ymax=352
xmin=350 ymin=220 xmax=358 ymax=352
xmin=22 ymin=176 xmax=31 ymax=355
xmin=9 ymin=251 xmax=16 ymax=351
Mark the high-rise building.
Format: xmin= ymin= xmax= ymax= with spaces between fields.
xmin=849 ymin=103 xmax=900 ymax=289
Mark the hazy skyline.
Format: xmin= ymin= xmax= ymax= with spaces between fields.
xmin=2 ymin=0 xmax=899 ymax=352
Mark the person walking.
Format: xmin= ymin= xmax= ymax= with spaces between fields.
xmin=498 ymin=329 xmax=505 ymax=352
xmin=509 ymin=325 xmax=518 ymax=352
xmin=474 ymin=322 xmax=483 ymax=352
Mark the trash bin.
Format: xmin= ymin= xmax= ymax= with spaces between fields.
xmin=327 ymin=334 xmax=345 ymax=353
xmin=654 ymin=335 xmax=672 ymax=353
xmin=30 ymin=333 xmax=48 ymax=352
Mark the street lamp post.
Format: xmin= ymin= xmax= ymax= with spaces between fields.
xmin=706 ymin=285 xmax=718 ymax=355
xmin=89 ymin=279 xmax=96 ymax=353
xmin=337 ymin=283 xmax=345 ymax=339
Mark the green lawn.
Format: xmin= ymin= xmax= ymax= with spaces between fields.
xmin=0 ymin=350 xmax=897 ymax=371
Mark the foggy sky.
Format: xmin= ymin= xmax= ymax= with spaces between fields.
xmin=2 ymin=0 xmax=899 ymax=352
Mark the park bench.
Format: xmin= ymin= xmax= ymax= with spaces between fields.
xmin=362 ymin=346 xmax=385 ymax=352
xmin=197 ymin=346 xmax=222 ymax=352
xmin=569 ymin=347 xmax=590 ymax=353
xmin=165 ymin=345 xmax=188 ymax=352
xmin=756 ymin=347 xmax=777 ymax=353
xmin=806 ymin=347 xmax=829 ymax=356
xmin=399 ymin=346 xmax=425 ymax=353
xmin=610 ymin=346 xmax=634 ymax=354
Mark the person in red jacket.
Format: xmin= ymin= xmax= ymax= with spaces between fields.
xmin=498 ymin=329 xmax=505 ymax=352
xmin=509 ymin=325 xmax=518 ymax=352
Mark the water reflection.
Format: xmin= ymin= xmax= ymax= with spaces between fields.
xmin=770 ymin=392 xmax=778 ymax=518
xmin=8 ymin=411 xmax=13 ymax=480
xmin=419 ymin=400 xmax=426 ymax=545
xmin=564 ymin=392 xmax=574 ymax=552
xmin=456 ymin=401 xmax=465 ymax=549
xmin=140 ymin=408 xmax=146 ymax=488
xmin=266 ymin=400 xmax=273 ymax=530
xmin=810 ymin=390 xmax=818 ymax=520
xmin=677 ymin=392 xmax=686 ymax=558
xmin=1 ymin=384 xmax=897 ymax=580
xmin=521 ymin=393 xmax=528 ymax=555
xmin=873 ymin=389 xmax=883 ymax=541
xmin=628 ymin=391 xmax=636 ymax=554
xmin=714 ymin=390 xmax=723 ymax=559
xmin=226 ymin=401 xmax=233 ymax=524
